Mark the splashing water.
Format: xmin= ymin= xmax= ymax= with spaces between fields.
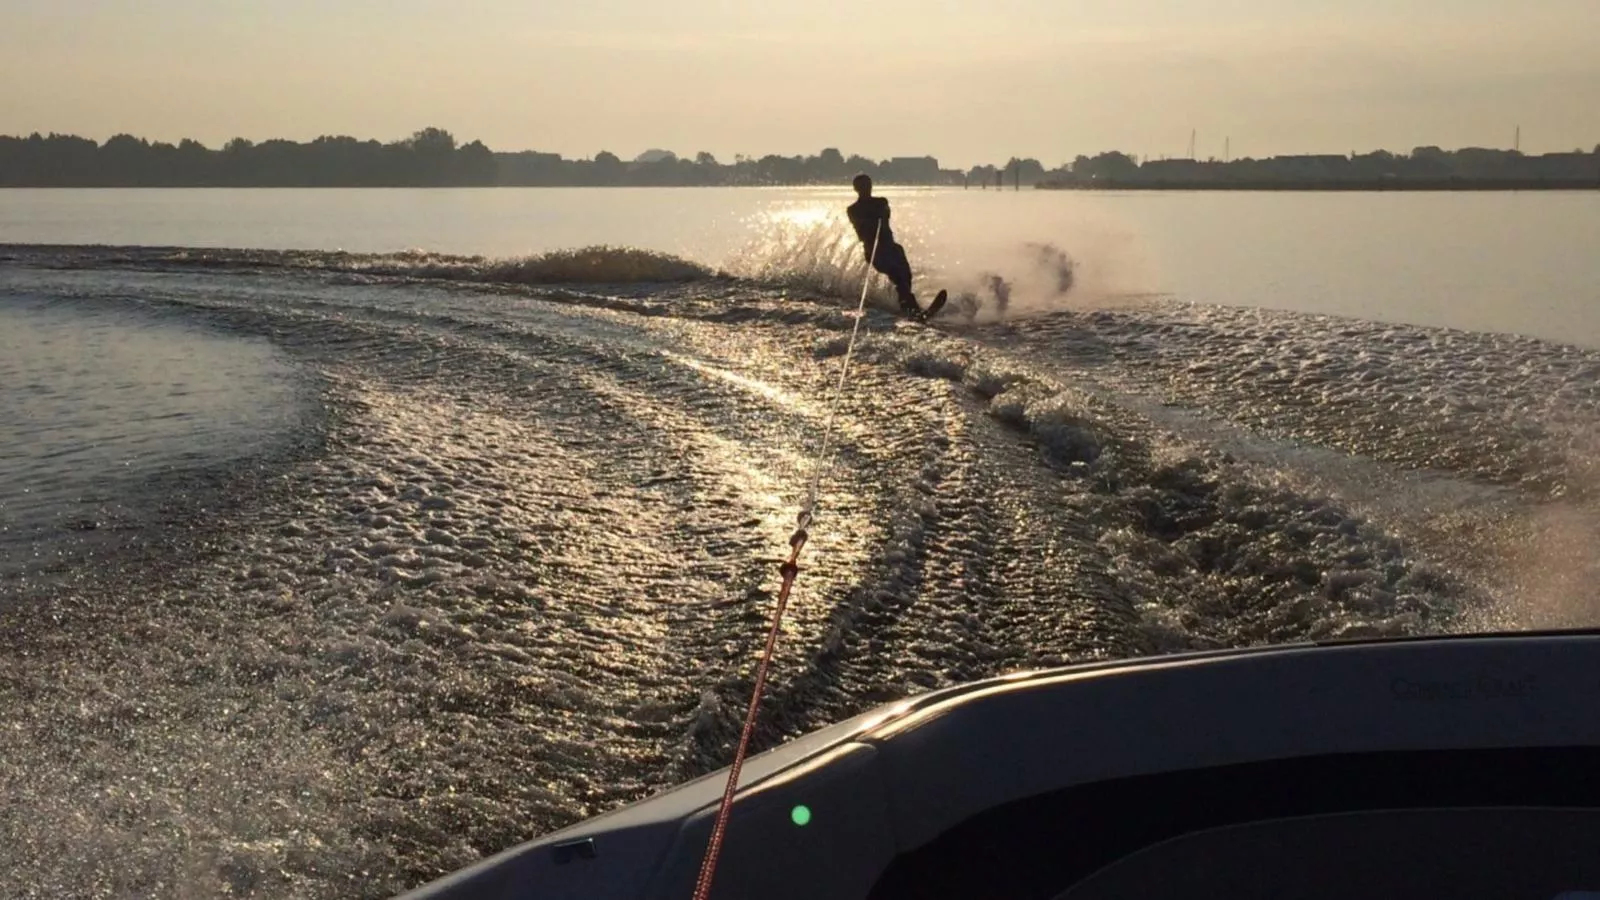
xmin=720 ymin=199 xmax=1157 ymax=324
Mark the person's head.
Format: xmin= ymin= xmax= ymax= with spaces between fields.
xmin=852 ymin=173 xmax=872 ymax=197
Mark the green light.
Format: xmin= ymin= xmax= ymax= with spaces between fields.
xmin=790 ymin=804 xmax=812 ymax=826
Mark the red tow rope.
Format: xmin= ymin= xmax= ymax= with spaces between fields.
xmin=689 ymin=512 xmax=811 ymax=900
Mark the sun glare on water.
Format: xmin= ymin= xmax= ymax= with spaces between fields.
xmin=763 ymin=205 xmax=836 ymax=230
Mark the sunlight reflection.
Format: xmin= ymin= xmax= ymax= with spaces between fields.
xmin=762 ymin=204 xmax=835 ymax=230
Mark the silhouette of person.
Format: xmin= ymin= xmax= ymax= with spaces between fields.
xmin=845 ymin=173 xmax=922 ymax=316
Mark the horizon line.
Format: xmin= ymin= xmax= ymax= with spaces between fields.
xmin=5 ymin=128 xmax=1597 ymax=170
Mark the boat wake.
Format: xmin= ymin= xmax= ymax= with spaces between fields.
xmin=1 ymin=239 xmax=1597 ymax=898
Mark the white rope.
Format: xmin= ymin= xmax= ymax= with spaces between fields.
xmin=801 ymin=217 xmax=882 ymax=523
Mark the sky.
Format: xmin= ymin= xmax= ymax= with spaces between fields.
xmin=3 ymin=0 xmax=1597 ymax=167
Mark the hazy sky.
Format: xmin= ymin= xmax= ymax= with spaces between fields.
xmin=3 ymin=0 xmax=1596 ymax=166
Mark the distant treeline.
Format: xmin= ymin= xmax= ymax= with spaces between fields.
xmin=0 ymin=128 xmax=967 ymax=187
xmin=1039 ymin=147 xmax=1600 ymax=190
xmin=2 ymin=127 xmax=1598 ymax=189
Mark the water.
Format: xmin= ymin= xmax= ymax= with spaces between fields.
xmin=3 ymin=187 xmax=1597 ymax=345
xmin=1 ymin=187 xmax=1598 ymax=899
xmin=0 ymin=289 xmax=310 ymax=582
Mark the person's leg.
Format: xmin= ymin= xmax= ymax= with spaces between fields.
xmin=872 ymin=242 xmax=918 ymax=311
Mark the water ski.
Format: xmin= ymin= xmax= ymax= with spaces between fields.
xmin=911 ymin=289 xmax=948 ymax=323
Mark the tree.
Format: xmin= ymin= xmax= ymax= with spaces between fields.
xmin=590 ymin=150 xmax=623 ymax=185
xmin=407 ymin=127 xmax=457 ymax=154
xmin=455 ymin=139 xmax=496 ymax=185
xmin=844 ymin=153 xmax=875 ymax=175
xmin=815 ymin=147 xmax=846 ymax=179
xmin=1006 ymin=157 xmax=1046 ymax=184
xmin=1072 ymin=151 xmax=1138 ymax=180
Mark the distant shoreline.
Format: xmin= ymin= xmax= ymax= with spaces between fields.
xmin=6 ymin=127 xmax=1597 ymax=191
xmin=1036 ymin=178 xmax=1600 ymax=192
xmin=4 ymin=181 xmax=1598 ymax=191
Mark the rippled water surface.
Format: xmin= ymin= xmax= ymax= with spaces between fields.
xmin=0 ymin=294 xmax=309 ymax=580
xmin=0 ymin=188 xmax=1597 ymax=899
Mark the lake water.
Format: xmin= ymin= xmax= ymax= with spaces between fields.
xmin=3 ymin=186 xmax=1597 ymax=347
xmin=4 ymin=185 xmax=1600 ymax=898
xmin=0 ymin=290 xmax=308 ymax=578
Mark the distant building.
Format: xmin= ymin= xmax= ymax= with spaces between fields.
xmin=880 ymin=156 xmax=941 ymax=183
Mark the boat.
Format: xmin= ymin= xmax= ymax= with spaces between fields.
xmin=395 ymin=627 xmax=1600 ymax=899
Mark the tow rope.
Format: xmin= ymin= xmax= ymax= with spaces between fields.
xmin=689 ymin=218 xmax=884 ymax=900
